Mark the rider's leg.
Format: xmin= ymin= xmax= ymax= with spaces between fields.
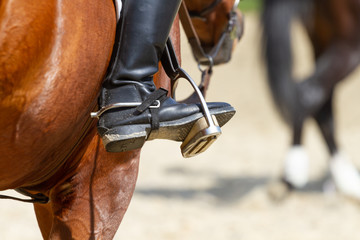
xmin=97 ymin=0 xmax=235 ymax=153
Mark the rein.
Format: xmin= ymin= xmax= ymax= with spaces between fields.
xmin=179 ymin=0 xmax=240 ymax=66
xmin=178 ymin=0 xmax=240 ymax=97
xmin=0 ymin=189 xmax=49 ymax=204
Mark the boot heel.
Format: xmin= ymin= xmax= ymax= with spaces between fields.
xmin=101 ymin=125 xmax=147 ymax=152
xmin=181 ymin=116 xmax=221 ymax=158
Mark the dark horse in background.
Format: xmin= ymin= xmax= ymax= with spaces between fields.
xmin=263 ymin=0 xmax=360 ymax=199
xmin=0 ymin=0 xmax=242 ymax=239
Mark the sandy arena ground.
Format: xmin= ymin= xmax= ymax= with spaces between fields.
xmin=1 ymin=13 xmax=360 ymax=240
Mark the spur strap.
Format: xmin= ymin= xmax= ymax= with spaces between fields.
xmin=91 ymin=88 xmax=168 ymax=130
xmin=91 ymin=99 xmax=161 ymax=118
xmin=136 ymin=88 xmax=168 ymax=130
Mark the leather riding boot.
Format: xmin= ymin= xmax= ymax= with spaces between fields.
xmin=95 ymin=0 xmax=235 ymax=153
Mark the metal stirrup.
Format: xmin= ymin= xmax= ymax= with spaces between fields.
xmin=161 ymin=39 xmax=220 ymax=131
xmin=161 ymin=38 xmax=222 ymax=157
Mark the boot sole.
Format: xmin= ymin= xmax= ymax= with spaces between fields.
xmin=101 ymin=105 xmax=235 ymax=152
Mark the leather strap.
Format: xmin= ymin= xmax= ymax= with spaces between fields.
xmin=0 ymin=188 xmax=49 ymax=204
xmin=179 ymin=1 xmax=240 ymax=66
xmin=179 ymin=2 xmax=213 ymax=65
xmin=136 ymin=88 xmax=168 ymax=130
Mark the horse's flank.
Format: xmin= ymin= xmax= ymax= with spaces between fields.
xmin=0 ymin=1 xmax=145 ymax=238
xmin=0 ymin=0 xmax=234 ymax=238
xmin=0 ymin=0 xmax=115 ymax=189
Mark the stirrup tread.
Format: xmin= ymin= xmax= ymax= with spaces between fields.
xmin=181 ymin=116 xmax=221 ymax=158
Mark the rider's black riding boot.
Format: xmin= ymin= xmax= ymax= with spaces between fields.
xmin=95 ymin=0 xmax=235 ymax=153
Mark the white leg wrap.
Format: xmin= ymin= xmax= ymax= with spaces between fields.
xmin=330 ymin=152 xmax=360 ymax=199
xmin=283 ymin=145 xmax=309 ymax=188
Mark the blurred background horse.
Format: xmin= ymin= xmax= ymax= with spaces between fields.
xmin=0 ymin=0 xmax=241 ymax=239
xmin=262 ymin=0 xmax=360 ymax=199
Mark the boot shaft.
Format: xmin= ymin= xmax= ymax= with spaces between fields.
xmin=106 ymin=0 xmax=182 ymax=85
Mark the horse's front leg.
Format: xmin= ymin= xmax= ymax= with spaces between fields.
xmin=35 ymin=137 xmax=140 ymax=240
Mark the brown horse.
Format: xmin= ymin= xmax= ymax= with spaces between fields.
xmin=0 ymin=0 xmax=241 ymax=239
xmin=263 ymin=0 xmax=360 ymax=199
